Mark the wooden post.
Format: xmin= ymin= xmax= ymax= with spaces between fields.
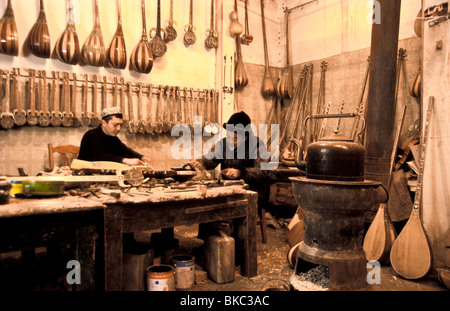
xmin=364 ymin=0 xmax=402 ymax=189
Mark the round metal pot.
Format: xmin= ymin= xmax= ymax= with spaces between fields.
xmin=306 ymin=132 xmax=364 ymax=181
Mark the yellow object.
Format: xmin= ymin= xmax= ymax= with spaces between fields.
xmin=10 ymin=180 xmax=23 ymax=196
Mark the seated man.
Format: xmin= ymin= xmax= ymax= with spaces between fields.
xmin=78 ymin=106 xmax=151 ymax=166
xmin=193 ymin=111 xmax=271 ymax=239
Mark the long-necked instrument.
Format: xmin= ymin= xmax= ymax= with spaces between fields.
xmin=0 ymin=0 xmax=19 ymax=56
xmin=55 ymin=0 xmax=80 ymax=65
xmin=164 ymin=0 xmax=177 ymax=43
xmin=205 ymin=0 xmax=218 ymax=50
xmin=81 ymin=0 xmax=106 ymax=67
xmin=184 ymin=0 xmax=196 ymax=46
xmin=260 ymin=0 xmax=275 ymax=97
xmin=390 ymin=97 xmax=434 ymax=279
xmin=107 ymin=0 xmax=127 ymax=69
xmin=130 ymin=0 xmax=153 ymax=74
xmin=150 ymin=0 xmax=167 ymax=58
xmin=27 ymin=0 xmax=51 ymax=58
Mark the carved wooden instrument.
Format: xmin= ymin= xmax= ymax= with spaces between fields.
xmin=363 ymin=104 xmax=406 ymax=264
xmin=90 ymin=75 xmax=101 ymax=127
xmin=145 ymin=84 xmax=154 ymax=135
xmin=55 ymin=0 xmax=80 ymax=65
xmin=127 ymin=82 xmax=136 ymax=134
xmin=0 ymin=70 xmax=14 ymax=129
xmin=155 ymin=85 xmax=163 ymax=134
xmin=241 ymin=0 xmax=253 ymax=44
xmin=107 ymin=0 xmax=127 ymax=69
xmin=120 ymin=78 xmax=128 ymax=128
xmin=50 ymin=71 xmax=62 ymax=127
xmin=130 ymin=0 xmax=153 ymax=74
xmin=80 ymin=74 xmax=90 ymax=127
xmin=62 ymin=72 xmax=73 ymax=127
xmin=164 ymin=0 xmax=177 ymax=43
xmin=12 ymin=68 xmax=26 ymax=126
xmin=136 ymin=82 xmax=146 ymax=134
xmin=229 ymin=0 xmax=243 ymax=37
xmin=205 ymin=0 xmax=218 ymax=50
xmin=260 ymin=0 xmax=275 ymax=97
xmin=183 ymin=0 xmax=196 ymax=46
xmin=390 ymin=97 xmax=433 ymax=279
xmin=150 ymin=0 xmax=167 ymax=58
xmin=235 ymin=32 xmax=248 ymax=88
xmin=27 ymin=0 xmax=51 ymax=58
xmin=81 ymin=0 xmax=106 ymax=67
xmin=26 ymin=69 xmax=39 ymax=126
xmin=70 ymin=73 xmax=81 ymax=127
xmin=0 ymin=0 xmax=19 ymax=56
xmin=276 ymin=10 xmax=293 ymax=99
xmin=38 ymin=70 xmax=51 ymax=127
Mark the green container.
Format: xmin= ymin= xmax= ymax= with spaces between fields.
xmin=22 ymin=180 xmax=65 ymax=196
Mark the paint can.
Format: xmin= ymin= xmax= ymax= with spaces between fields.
xmin=145 ymin=264 xmax=175 ymax=291
xmin=170 ymin=254 xmax=195 ymax=290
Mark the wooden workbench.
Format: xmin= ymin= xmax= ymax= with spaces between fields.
xmin=0 ymin=196 xmax=105 ymax=290
xmin=0 ymin=185 xmax=258 ymax=291
xmin=97 ymin=185 xmax=258 ymax=291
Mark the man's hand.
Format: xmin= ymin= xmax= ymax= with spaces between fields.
xmin=122 ymin=158 xmax=144 ymax=166
xmin=221 ymin=168 xmax=241 ymax=179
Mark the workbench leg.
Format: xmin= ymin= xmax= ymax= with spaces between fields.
xmin=104 ymin=206 xmax=123 ymax=291
xmin=236 ymin=192 xmax=258 ymax=277
xmin=75 ymin=221 xmax=96 ymax=291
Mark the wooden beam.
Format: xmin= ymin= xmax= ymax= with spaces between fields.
xmin=364 ymin=0 xmax=402 ymax=188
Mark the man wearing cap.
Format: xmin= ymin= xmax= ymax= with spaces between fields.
xmin=78 ymin=106 xmax=151 ymax=166
xmin=193 ymin=111 xmax=271 ymax=239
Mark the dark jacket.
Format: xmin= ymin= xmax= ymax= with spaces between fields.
xmin=78 ymin=126 xmax=143 ymax=163
xmin=202 ymin=133 xmax=270 ymax=200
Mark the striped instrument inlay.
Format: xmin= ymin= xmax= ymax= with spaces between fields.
xmin=81 ymin=0 xmax=105 ymax=67
xmin=55 ymin=0 xmax=80 ymax=65
xmin=27 ymin=0 xmax=51 ymax=59
xmin=0 ymin=0 xmax=19 ymax=56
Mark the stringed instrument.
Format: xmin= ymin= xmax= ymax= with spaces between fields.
xmin=120 ymin=78 xmax=128 ymax=129
xmin=234 ymin=33 xmax=248 ymax=88
xmin=390 ymin=97 xmax=433 ymax=279
xmin=107 ymin=0 xmax=127 ymax=69
xmin=12 ymin=68 xmax=26 ymax=126
xmin=241 ymin=0 xmax=253 ymax=44
xmin=205 ymin=0 xmax=218 ymax=50
xmin=0 ymin=0 xmax=19 ymax=56
xmin=55 ymin=0 xmax=80 ymax=65
xmin=184 ymin=0 xmax=196 ymax=46
xmin=150 ymin=0 xmax=167 ymax=59
xmin=145 ymin=84 xmax=154 ymax=135
xmin=80 ymin=74 xmax=90 ymax=127
xmin=164 ymin=0 xmax=177 ymax=43
xmin=38 ymin=70 xmax=51 ymax=127
xmin=130 ymin=0 xmax=153 ymax=74
xmin=26 ymin=69 xmax=39 ymax=126
xmin=260 ymin=0 xmax=275 ymax=97
xmin=229 ymin=0 xmax=243 ymax=37
xmin=81 ymin=0 xmax=106 ymax=67
xmin=61 ymin=72 xmax=73 ymax=127
xmin=71 ymin=73 xmax=81 ymax=127
xmin=136 ymin=82 xmax=146 ymax=134
xmin=0 ymin=70 xmax=15 ymax=129
xmin=127 ymin=82 xmax=136 ymax=134
xmin=276 ymin=9 xmax=293 ymax=99
xmin=90 ymin=75 xmax=101 ymax=127
xmin=27 ymin=0 xmax=51 ymax=58
xmin=50 ymin=71 xmax=62 ymax=127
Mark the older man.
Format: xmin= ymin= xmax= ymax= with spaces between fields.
xmin=78 ymin=106 xmax=151 ymax=166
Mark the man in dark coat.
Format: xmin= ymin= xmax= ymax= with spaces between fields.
xmin=194 ymin=111 xmax=272 ymax=239
xmin=78 ymin=106 xmax=151 ymax=166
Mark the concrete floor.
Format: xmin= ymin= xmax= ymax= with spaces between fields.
xmin=150 ymin=223 xmax=448 ymax=292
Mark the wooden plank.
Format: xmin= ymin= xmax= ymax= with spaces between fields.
xmin=364 ymin=0 xmax=402 ymax=189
